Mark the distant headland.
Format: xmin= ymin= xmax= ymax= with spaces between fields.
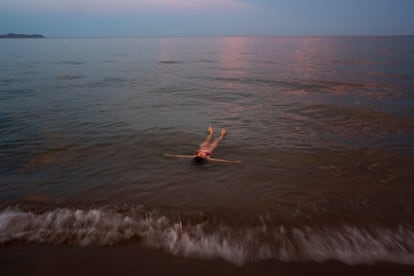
xmin=0 ymin=33 xmax=45 ymax=39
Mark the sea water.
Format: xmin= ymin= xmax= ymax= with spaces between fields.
xmin=1 ymin=36 xmax=414 ymax=266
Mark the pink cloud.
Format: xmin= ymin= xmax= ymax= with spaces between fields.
xmin=1 ymin=0 xmax=247 ymax=13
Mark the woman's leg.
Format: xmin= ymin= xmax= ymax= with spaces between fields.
xmin=209 ymin=128 xmax=226 ymax=152
xmin=199 ymin=126 xmax=214 ymax=148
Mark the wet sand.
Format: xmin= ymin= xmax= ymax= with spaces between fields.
xmin=1 ymin=243 xmax=413 ymax=276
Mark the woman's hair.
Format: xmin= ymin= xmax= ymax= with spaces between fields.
xmin=193 ymin=156 xmax=205 ymax=164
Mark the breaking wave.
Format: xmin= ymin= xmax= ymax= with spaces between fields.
xmin=1 ymin=206 xmax=413 ymax=266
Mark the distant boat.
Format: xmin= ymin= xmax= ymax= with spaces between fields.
xmin=0 ymin=33 xmax=45 ymax=39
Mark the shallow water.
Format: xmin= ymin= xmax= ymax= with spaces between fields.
xmin=1 ymin=36 xmax=414 ymax=266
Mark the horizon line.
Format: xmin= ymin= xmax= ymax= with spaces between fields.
xmin=41 ymin=34 xmax=414 ymax=39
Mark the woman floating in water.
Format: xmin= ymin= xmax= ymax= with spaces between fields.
xmin=165 ymin=126 xmax=242 ymax=164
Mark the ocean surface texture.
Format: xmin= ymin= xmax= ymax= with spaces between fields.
xmin=1 ymin=37 xmax=414 ymax=273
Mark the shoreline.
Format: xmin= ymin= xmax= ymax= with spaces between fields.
xmin=1 ymin=243 xmax=413 ymax=276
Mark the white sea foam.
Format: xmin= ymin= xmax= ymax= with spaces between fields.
xmin=1 ymin=207 xmax=413 ymax=266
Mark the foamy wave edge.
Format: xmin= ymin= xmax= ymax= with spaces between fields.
xmin=1 ymin=207 xmax=413 ymax=266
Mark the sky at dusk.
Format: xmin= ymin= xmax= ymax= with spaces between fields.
xmin=1 ymin=0 xmax=413 ymax=37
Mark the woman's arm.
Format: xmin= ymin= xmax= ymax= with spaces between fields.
xmin=207 ymin=157 xmax=242 ymax=164
xmin=164 ymin=154 xmax=195 ymax=159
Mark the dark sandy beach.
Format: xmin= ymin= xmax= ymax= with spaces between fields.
xmin=1 ymin=243 xmax=413 ymax=276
